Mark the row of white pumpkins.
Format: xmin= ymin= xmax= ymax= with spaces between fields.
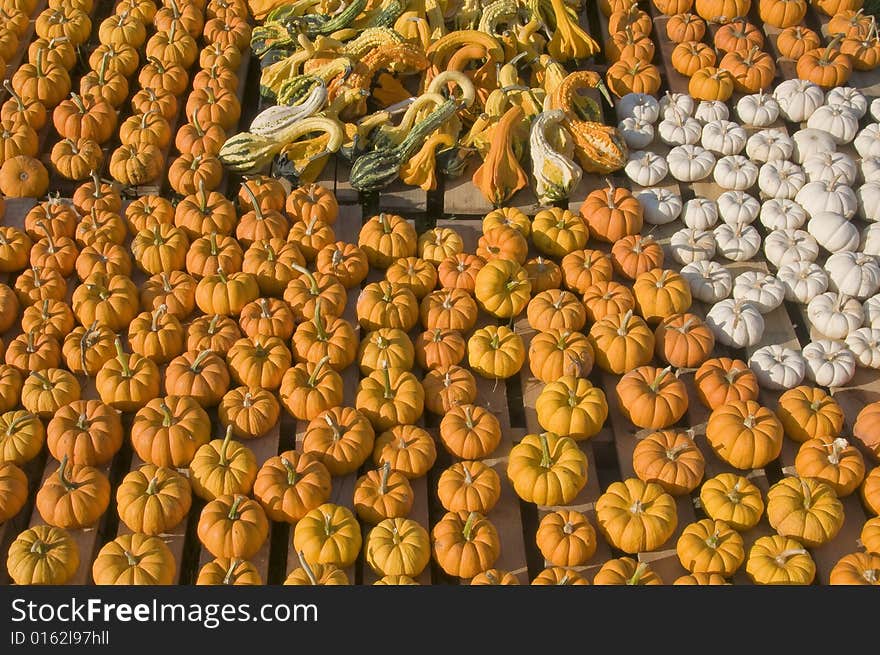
xmin=614 ymin=81 xmax=880 ymax=391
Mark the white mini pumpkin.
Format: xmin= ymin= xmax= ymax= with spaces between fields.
xmin=660 ymin=91 xmax=695 ymax=120
xmin=826 ymin=86 xmax=867 ymax=119
xmin=773 ymin=79 xmax=825 ymax=122
xmin=854 ymin=124 xmax=880 ymax=159
xmin=706 ymin=299 xmax=765 ymax=348
xmin=736 ymin=92 xmax=780 ymax=127
xmin=807 ymin=212 xmax=860 ymax=253
xmin=618 ymin=93 xmax=661 ymax=124
xmin=802 ymin=339 xmax=856 ymax=387
xmin=635 ymin=187 xmax=682 ymax=225
xmin=758 ymin=160 xmax=806 ymax=200
xmin=625 ymin=150 xmax=668 ymax=186
xmin=777 ymin=261 xmax=829 ymax=304
xmin=666 ymin=144 xmax=715 ymax=182
xmin=618 ymin=117 xmax=655 ymax=149
xmin=872 ymin=97 xmax=880 ymax=122
xmin=795 ymin=180 xmax=857 ymax=218
xmin=862 ymin=223 xmax=880 ymax=256
xmin=714 ymin=222 xmax=761 ymax=261
xmin=745 ymin=129 xmax=794 ymax=163
xmin=682 ymin=197 xmax=719 ymax=230
xmin=791 ymin=128 xmax=837 ymax=164
xmin=806 ymin=104 xmax=859 ymax=145
xmin=862 ymin=156 xmax=880 ymax=183
xmin=825 ymin=251 xmax=880 ymax=300
xmin=845 ymin=327 xmax=880 ymax=368
xmin=857 ymin=181 xmax=880 ymax=222
xmin=807 ymin=291 xmax=865 ymax=339
xmin=680 ymin=260 xmax=732 ymax=303
xmin=802 ymin=151 xmax=857 ymax=185
xmin=695 ymin=100 xmax=729 ymax=124
xmin=764 ymin=228 xmax=819 ymax=268
xmin=701 ymin=120 xmax=747 ymax=156
xmin=658 ymin=115 xmax=703 ymax=146
xmin=714 ymin=155 xmax=759 ymax=191
xmin=717 ymin=190 xmax=760 ymax=225
xmin=670 ymin=228 xmax=716 ymax=264
xmin=864 ymin=294 xmax=880 ymax=328
xmin=732 ymin=271 xmax=786 ymax=314
xmin=749 ymin=345 xmax=806 ymax=390
xmin=759 ymin=198 xmax=807 ymax=230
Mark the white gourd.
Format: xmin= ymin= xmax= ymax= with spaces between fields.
xmin=714 ymin=222 xmax=761 ymax=261
xmin=802 ymin=151 xmax=857 ymax=185
xmin=759 ymin=198 xmax=807 ymax=230
xmin=773 ymin=79 xmax=825 ymax=122
xmin=682 ymin=197 xmax=719 ymax=230
xmin=618 ymin=116 xmax=655 ymax=149
xmin=857 ymin=182 xmax=880 ymax=222
xmin=854 ymin=124 xmax=880 ymax=159
xmin=777 ymin=261 xmax=829 ymax=304
xmin=736 ymin=92 xmax=780 ymax=127
xmin=660 ymin=91 xmax=695 ymax=119
xmin=807 ymin=212 xmax=860 ymax=253
xmin=862 ymin=156 xmax=880 ymax=183
xmin=695 ymin=100 xmax=729 ymax=124
xmin=706 ymin=299 xmax=765 ymax=348
xmin=758 ymin=160 xmax=806 ymax=200
xmin=749 ymin=345 xmax=806 ymax=390
xmin=717 ymin=190 xmax=760 ymax=225
xmin=872 ymin=97 xmax=880 ymax=122
xmin=680 ymin=260 xmax=732 ymax=302
xmin=864 ymin=295 xmax=880 ymax=328
xmin=791 ymin=128 xmax=837 ymax=164
xmin=666 ymin=144 xmax=715 ymax=182
xmin=826 ymin=86 xmax=867 ymax=119
xmin=617 ymin=93 xmax=661 ymax=123
xmin=862 ymin=223 xmax=880 ymax=256
xmin=530 ymin=110 xmax=583 ymax=204
xmin=625 ymin=150 xmax=668 ymax=186
xmin=670 ymin=228 xmax=716 ymax=264
xmin=845 ymin=327 xmax=880 ymax=368
xmin=248 ymin=83 xmax=329 ymax=136
xmin=745 ymin=129 xmax=794 ymax=163
xmin=714 ymin=155 xmax=759 ymax=191
xmin=802 ymin=339 xmax=856 ymax=387
xmin=658 ymin=115 xmax=703 ymax=146
xmin=635 ymin=187 xmax=682 ymax=225
xmin=732 ymin=271 xmax=786 ymax=314
xmin=764 ymin=228 xmax=819 ymax=268
xmin=806 ymin=291 xmax=865 ymax=339
xmin=701 ymin=120 xmax=747 ymax=155
xmin=825 ymin=251 xmax=880 ymax=299
xmin=795 ymin=180 xmax=857 ymax=218
xmin=806 ymin=104 xmax=859 ymax=145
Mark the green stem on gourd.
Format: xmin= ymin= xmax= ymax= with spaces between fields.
xmin=223 ymin=558 xmax=241 ymax=585
xmin=538 ymin=432 xmax=552 ymax=469
xmin=649 ymin=367 xmax=671 ymax=393
xmin=216 ymin=267 xmax=228 ymax=283
xmin=227 ymin=494 xmax=243 ymax=520
xmin=29 ymin=370 xmax=52 ymax=390
xmin=291 ymin=263 xmax=319 ymax=295
xmin=146 ymin=475 xmax=159 ymax=495
xmin=5 ymin=412 xmax=34 ymax=435
xmin=160 ymin=400 xmax=174 ymax=427
xmin=57 ymin=455 xmax=82 ymax=492
xmin=308 ymin=355 xmax=329 ymax=387
xmin=189 ymin=349 xmax=213 ymax=373
xmin=298 ymin=551 xmax=317 ymax=585
xmin=219 ymin=425 xmax=234 ymax=467
xmin=381 ymin=364 xmax=394 ymax=400
xmin=462 ymin=511 xmax=478 ymax=542
xmin=282 ymin=456 xmax=298 ymax=486
xmin=114 ymin=338 xmax=131 ymax=378
xmin=151 ymin=304 xmax=167 ymax=332
xmin=627 ymin=562 xmax=648 ymax=585
xmin=379 ymin=461 xmax=391 ymax=495
xmin=312 ymin=297 xmax=328 ymax=342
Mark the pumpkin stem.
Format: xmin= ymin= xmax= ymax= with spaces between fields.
xmin=198 ymin=179 xmax=208 ymax=211
xmin=627 ymin=562 xmax=648 ymax=585
xmin=775 ymin=548 xmax=808 ymax=566
xmin=146 ymin=474 xmax=159 ymax=495
xmin=97 ymin=51 xmax=110 ymax=85
xmin=240 ymin=180 xmax=263 ymax=222
xmin=800 ymin=477 xmax=812 ymax=509
xmin=207 ymin=313 xmax=221 ymax=336
xmin=298 ymin=550 xmax=318 ymax=585
xmin=281 ymin=456 xmax=298 ymax=486
xmin=462 ymin=511 xmax=478 ymax=542
xmin=649 ymin=367 xmax=671 ymax=393
xmin=705 ymin=529 xmax=721 ymax=550
xmin=35 ymin=46 xmax=45 ymax=78
xmin=223 ymin=558 xmax=242 ymax=585
xmin=159 ymin=400 xmax=174 ymax=427
xmin=56 ymin=455 xmax=82 ymax=492
xmin=323 ymin=411 xmax=341 ymax=440
xmin=379 ymin=212 xmax=391 ymax=234
xmin=617 ymin=309 xmax=634 ymax=336
xmin=124 ymin=549 xmax=142 ymax=568
xmin=209 ymin=231 xmax=219 ymax=256
xmin=538 ymin=432 xmax=553 ymax=469
xmin=381 ymin=363 xmax=394 ymax=400
xmin=191 ymin=109 xmax=205 ymax=136
xmin=29 ymin=370 xmax=52 ymax=390
xmin=290 ymin=263 xmax=319 ymax=295
xmin=150 ymin=304 xmax=167 ymax=332
xmin=823 ymin=34 xmax=844 ymax=63
xmin=114 ymin=337 xmax=132 ymax=378
xmin=5 ymin=412 xmax=35 ymax=435
xmin=2 ymin=80 xmax=25 ymax=110
xmin=242 ymin=390 xmax=253 ymax=408
xmin=665 ymin=441 xmax=691 ymax=460
xmin=227 ymin=493 xmax=243 ymax=520
xmin=216 ymin=266 xmax=228 ymax=283
xmin=29 ymin=538 xmax=51 ymax=556
xmin=827 ymin=437 xmax=849 ymax=465
xmin=308 ymin=355 xmax=330 ymax=387
xmin=189 ymin=348 xmax=213 ymax=373
xmin=312 ymin=297 xmax=329 ymax=341
xmin=379 ymin=460 xmax=391 ymax=494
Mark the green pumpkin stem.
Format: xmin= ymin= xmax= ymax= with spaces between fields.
xmin=308 ymin=355 xmax=330 ymax=387
xmin=114 ymin=337 xmax=132 ymax=378
xmin=146 ymin=474 xmax=159 ymax=495
xmin=189 ymin=348 xmax=213 ymax=373
xmin=240 ymin=181 xmax=263 ymax=222
xmin=291 ymin=263 xmax=319 ymax=295
xmin=219 ymin=424 xmax=234 ymax=467
xmin=159 ymin=400 xmax=174 ymax=427
xmin=298 ymin=550 xmax=318 ymax=585
xmin=379 ymin=460 xmax=391 ymax=495
xmin=312 ymin=297 xmax=328 ymax=342
xmin=151 ymin=304 xmax=167 ymax=332
xmin=227 ymin=494 xmax=243 ymax=520
xmin=462 ymin=511 xmax=478 ymax=542
xmin=5 ymin=412 xmax=35 ymax=435
xmin=223 ymin=558 xmax=241 ymax=585
xmin=282 ymin=456 xmax=298 ymax=486
xmin=29 ymin=370 xmax=52 ymax=390
xmin=216 ymin=267 xmax=228 ymax=283
xmin=627 ymin=562 xmax=648 ymax=585
xmin=56 ymin=455 xmax=82 ymax=492
xmin=538 ymin=432 xmax=552 ymax=469
xmin=381 ymin=364 xmax=394 ymax=400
